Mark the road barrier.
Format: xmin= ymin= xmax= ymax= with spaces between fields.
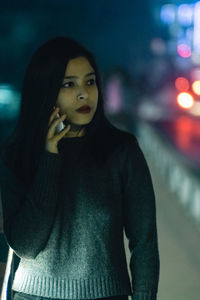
xmin=137 ymin=121 xmax=200 ymax=231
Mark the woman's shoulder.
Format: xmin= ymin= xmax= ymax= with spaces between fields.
xmin=93 ymin=119 xmax=140 ymax=163
xmin=105 ymin=121 xmax=139 ymax=148
xmin=106 ymin=125 xmax=151 ymax=175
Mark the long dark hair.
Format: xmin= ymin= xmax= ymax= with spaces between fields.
xmin=1 ymin=36 xmax=118 ymax=188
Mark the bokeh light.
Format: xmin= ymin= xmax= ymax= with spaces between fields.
xmin=175 ymin=77 xmax=190 ymax=92
xmin=177 ymin=44 xmax=191 ymax=58
xmin=160 ymin=4 xmax=176 ymax=25
xmin=177 ymin=4 xmax=193 ymax=26
xmin=150 ymin=38 xmax=166 ymax=55
xmin=192 ymin=80 xmax=200 ymax=95
xmin=177 ymin=92 xmax=194 ymax=109
xmin=0 ymin=84 xmax=20 ymax=119
xmin=193 ymin=1 xmax=200 ymax=53
xmin=190 ymin=67 xmax=200 ymax=81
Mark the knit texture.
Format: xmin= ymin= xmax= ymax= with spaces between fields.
xmin=0 ymin=130 xmax=160 ymax=300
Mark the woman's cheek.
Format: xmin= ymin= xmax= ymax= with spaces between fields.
xmin=57 ymin=90 xmax=71 ymax=106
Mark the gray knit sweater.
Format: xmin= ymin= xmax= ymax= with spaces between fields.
xmin=0 ymin=132 xmax=160 ymax=300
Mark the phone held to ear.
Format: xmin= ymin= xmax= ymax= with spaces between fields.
xmin=55 ymin=121 xmax=66 ymax=133
xmin=55 ymin=112 xmax=66 ymax=133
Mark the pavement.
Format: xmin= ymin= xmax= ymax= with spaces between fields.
xmin=123 ymin=146 xmax=200 ymax=300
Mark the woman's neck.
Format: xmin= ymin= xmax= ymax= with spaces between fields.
xmin=63 ymin=122 xmax=86 ymax=138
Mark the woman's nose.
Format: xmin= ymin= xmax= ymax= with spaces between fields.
xmin=76 ymin=88 xmax=88 ymax=100
xmin=77 ymin=87 xmax=88 ymax=100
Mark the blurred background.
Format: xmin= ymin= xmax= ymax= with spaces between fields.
xmin=1 ymin=1 xmax=200 ymax=300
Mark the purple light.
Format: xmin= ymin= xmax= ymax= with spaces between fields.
xmin=150 ymin=38 xmax=166 ymax=55
xmin=177 ymin=44 xmax=191 ymax=58
xmin=105 ymin=77 xmax=122 ymax=114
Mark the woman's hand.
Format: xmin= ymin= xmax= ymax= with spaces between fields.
xmin=45 ymin=107 xmax=71 ymax=154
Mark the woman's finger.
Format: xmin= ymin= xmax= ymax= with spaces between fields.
xmin=48 ymin=107 xmax=60 ymax=127
xmin=47 ymin=114 xmax=66 ymax=139
xmin=54 ymin=124 xmax=71 ymax=142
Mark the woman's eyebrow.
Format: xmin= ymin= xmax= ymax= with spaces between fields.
xmin=63 ymin=72 xmax=95 ymax=79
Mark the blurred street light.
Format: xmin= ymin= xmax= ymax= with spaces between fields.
xmin=177 ymin=92 xmax=194 ymax=109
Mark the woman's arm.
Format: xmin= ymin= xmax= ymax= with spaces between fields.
xmin=0 ymin=150 xmax=62 ymax=259
xmin=122 ymin=137 xmax=160 ymax=300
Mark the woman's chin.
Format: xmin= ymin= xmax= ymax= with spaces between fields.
xmin=63 ymin=119 xmax=90 ymax=126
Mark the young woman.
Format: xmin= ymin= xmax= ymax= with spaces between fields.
xmin=0 ymin=36 xmax=160 ymax=300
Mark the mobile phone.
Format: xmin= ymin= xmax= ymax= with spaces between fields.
xmin=55 ymin=112 xmax=66 ymax=133
xmin=55 ymin=121 xmax=65 ymax=133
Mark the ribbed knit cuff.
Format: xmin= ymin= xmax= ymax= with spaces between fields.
xmin=28 ymin=150 xmax=62 ymax=207
xmin=132 ymin=291 xmax=157 ymax=300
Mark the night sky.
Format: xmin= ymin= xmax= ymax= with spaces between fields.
xmin=1 ymin=0 xmax=159 ymax=86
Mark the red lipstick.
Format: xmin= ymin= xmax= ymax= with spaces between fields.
xmin=76 ymin=105 xmax=91 ymax=113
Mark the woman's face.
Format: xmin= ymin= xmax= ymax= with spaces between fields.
xmin=56 ymin=56 xmax=98 ymax=126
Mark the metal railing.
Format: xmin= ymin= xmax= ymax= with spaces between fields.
xmin=137 ymin=121 xmax=200 ymax=231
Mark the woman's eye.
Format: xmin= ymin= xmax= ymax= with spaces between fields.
xmin=87 ymin=79 xmax=96 ymax=85
xmin=62 ymin=82 xmax=74 ymax=88
xmin=62 ymin=79 xmax=96 ymax=88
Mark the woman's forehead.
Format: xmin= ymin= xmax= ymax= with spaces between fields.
xmin=65 ymin=56 xmax=94 ymax=74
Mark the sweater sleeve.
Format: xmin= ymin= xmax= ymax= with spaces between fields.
xmin=122 ymin=137 xmax=160 ymax=300
xmin=0 ymin=150 xmax=62 ymax=259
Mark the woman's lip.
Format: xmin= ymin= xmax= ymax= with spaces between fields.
xmin=76 ymin=108 xmax=91 ymax=113
xmin=76 ymin=106 xmax=91 ymax=112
